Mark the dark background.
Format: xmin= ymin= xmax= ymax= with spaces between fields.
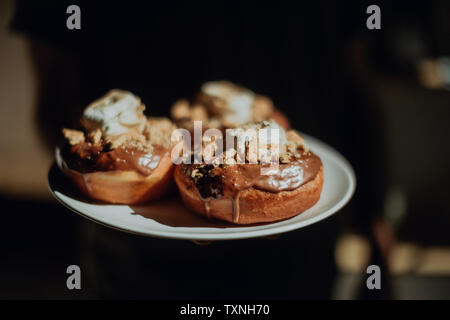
xmin=1 ymin=0 xmax=450 ymax=299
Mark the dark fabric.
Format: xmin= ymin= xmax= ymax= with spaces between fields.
xmin=10 ymin=0 xmax=395 ymax=298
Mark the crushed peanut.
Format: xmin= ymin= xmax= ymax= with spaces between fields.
xmin=280 ymin=152 xmax=291 ymax=163
xmin=286 ymin=130 xmax=308 ymax=152
xmin=87 ymin=129 xmax=102 ymax=144
xmin=105 ymin=135 xmax=128 ymax=149
xmin=252 ymin=96 xmax=274 ymax=122
xmin=191 ymin=168 xmax=203 ymax=178
xmin=285 ymin=141 xmax=297 ymax=154
xmin=171 ymin=99 xmax=191 ymax=120
xmin=104 ymin=131 xmax=149 ymax=150
xmin=62 ymin=128 xmax=85 ymax=145
xmin=191 ymin=105 xmax=208 ymax=121
xmin=145 ymin=117 xmax=176 ymax=148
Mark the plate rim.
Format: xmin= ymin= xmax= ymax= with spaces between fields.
xmin=49 ymin=134 xmax=356 ymax=240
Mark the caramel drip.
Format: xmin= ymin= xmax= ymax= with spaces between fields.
xmin=231 ymin=192 xmax=242 ymax=223
xmin=82 ymin=173 xmax=93 ymax=194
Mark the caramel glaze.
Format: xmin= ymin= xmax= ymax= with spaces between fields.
xmin=184 ymin=152 xmax=322 ymax=223
xmin=62 ymin=142 xmax=168 ymax=176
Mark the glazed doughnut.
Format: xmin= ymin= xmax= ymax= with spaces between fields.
xmin=174 ymin=164 xmax=323 ymax=225
xmin=59 ymin=90 xmax=176 ymax=204
xmin=173 ymin=121 xmax=323 ymax=224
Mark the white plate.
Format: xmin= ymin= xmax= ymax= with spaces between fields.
xmin=48 ymin=134 xmax=355 ymax=240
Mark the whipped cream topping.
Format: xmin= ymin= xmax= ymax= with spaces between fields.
xmin=201 ymin=81 xmax=255 ymax=125
xmin=81 ymin=89 xmax=146 ymax=136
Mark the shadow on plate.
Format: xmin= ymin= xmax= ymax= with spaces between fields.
xmin=48 ymin=163 xmax=268 ymax=228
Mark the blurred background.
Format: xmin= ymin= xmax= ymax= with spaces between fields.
xmin=1 ymin=0 xmax=449 ymax=299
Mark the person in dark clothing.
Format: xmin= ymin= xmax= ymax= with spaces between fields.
xmin=11 ymin=0 xmax=389 ymax=298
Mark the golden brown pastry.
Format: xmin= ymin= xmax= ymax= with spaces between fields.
xmin=173 ymin=121 xmax=323 ymax=224
xmin=59 ymin=89 xmax=176 ymax=204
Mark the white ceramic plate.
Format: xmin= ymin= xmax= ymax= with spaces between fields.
xmin=48 ymin=134 xmax=355 ymax=240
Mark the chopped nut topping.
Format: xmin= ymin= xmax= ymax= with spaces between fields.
xmin=104 ymin=131 xmax=149 ymax=150
xmin=190 ymin=168 xmax=203 ymax=178
xmin=62 ymin=128 xmax=85 ymax=145
xmin=171 ymin=99 xmax=191 ymax=120
xmin=87 ymin=129 xmax=102 ymax=144
xmin=252 ymin=96 xmax=274 ymax=122
xmin=280 ymin=152 xmax=291 ymax=163
xmin=285 ymin=141 xmax=297 ymax=154
xmin=145 ymin=117 xmax=176 ymax=148
xmin=106 ymin=135 xmax=128 ymax=149
xmin=286 ymin=130 xmax=309 ymax=153
xmin=191 ymin=105 xmax=208 ymax=121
